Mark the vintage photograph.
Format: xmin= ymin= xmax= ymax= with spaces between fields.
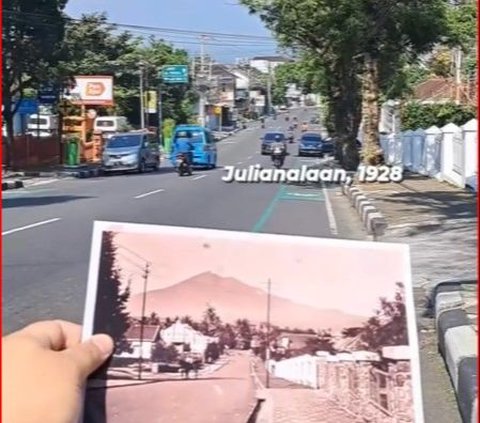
xmin=82 ymin=222 xmax=423 ymax=423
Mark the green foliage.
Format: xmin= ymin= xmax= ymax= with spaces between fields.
xmin=401 ymin=102 xmax=477 ymax=130
xmin=53 ymin=14 xmax=197 ymax=126
xmin=445 ymin=0 xmax=477 ymax=50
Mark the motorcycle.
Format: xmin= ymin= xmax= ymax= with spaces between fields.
xmin=176 ymin=153 xmax=192 ymax=176
xmin=287 ymin=132 xmax=294 ymax=143
xmin=271 ymin=146 xmax=286 ymax=169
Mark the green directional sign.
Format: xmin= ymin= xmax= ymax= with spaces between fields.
xmin=280 ymin=190 xmax=325 ymax=202
xmin=161 ymin=65 xmax=189 ymax=83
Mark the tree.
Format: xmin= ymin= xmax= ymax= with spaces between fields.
xmin=93 ymin=231 xmax=131 ymax=353
xmin=300 ymin=330 xmax=336 ymax=355
xmin=141 ymin=312 xmax=161 ymax=325
xmin=200 ymin=305 xmax=223 ymax=336
xmin=358 ymin=282 xmax=409 ymax=352
xmin=241 ymin=0 xmax=448 ymax=166
xmin=2 ymin=0 xmax=67 ymax=166
xmin=151 ymin=342 xmax=179 ymax=363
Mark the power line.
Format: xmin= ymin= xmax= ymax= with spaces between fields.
xmin=3 ymin=9 xmax=275 ymax=41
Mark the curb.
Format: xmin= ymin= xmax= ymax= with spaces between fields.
xmin=341 ymin=184 xmax=388 ymax=237
xmin=434 ymin=282 xmax=478 ymax=423
xmin=2 ymin=180 xmax=24 ymax=191
xmin=75 ymin=168 xmax=101 ymax=178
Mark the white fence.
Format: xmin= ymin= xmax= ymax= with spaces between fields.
xmin=380 ymin=119 xmax=478 ymax=191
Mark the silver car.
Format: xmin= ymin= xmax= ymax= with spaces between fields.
xmin=102 ymin=131 xmax=161 ymax=173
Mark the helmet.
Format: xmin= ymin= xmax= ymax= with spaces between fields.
xmin=275 ymin=134 xmax=281 ymax=141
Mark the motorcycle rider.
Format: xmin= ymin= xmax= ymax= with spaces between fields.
xmin=270 ymin=134 xmax=287 ymax=167
xmin=172 ymin=131 xmax=194 ymax=170
xmin=260 ymin=116 xmax=265 ymax=128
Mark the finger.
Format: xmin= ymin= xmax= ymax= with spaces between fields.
xmin=63 ymin=334 xmax=114 ymax=380
xmin=18 ymin=320 xmax=82 ymax=351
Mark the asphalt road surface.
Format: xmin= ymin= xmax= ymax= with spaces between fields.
xmin=2 ymin=109 xmax=364 ymax=334
xmin=2 ymin=109 xmax=462 ymax=423
xmin=86 ymin=351 xmax=256 ymax=423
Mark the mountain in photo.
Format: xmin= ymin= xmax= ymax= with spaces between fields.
xmin=128 ymin=271 xmax=367 ymax=332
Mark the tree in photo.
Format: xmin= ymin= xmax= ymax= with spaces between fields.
xmin=358 ymin=282 xmax=409 ymax=352
xmin=93 ymin=231 xmax=131 ymax=353
xmin=2 ymin=0 xmax=67 ymax=166
xmin=200 ymin=305 xmax=223 ymax=336
xmin=151 ymin=341 xmax=179 ymax=364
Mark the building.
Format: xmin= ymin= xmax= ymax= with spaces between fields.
xmin=277 ymin=331 xmax=319 ymax=354
xmin=160 ymin=320 xmax=217 ymax=356
xmin=115 ymin=324 xmax=161 ymax=360
xmin=249 ymin=56 xmax=292 ymax=74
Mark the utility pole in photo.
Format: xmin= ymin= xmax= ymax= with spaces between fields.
xmin=265 ymin=278 xmax=272 ymax=389
xmin=196 ymin=34 xmax=211 ymax=127
xmin=138 ymin=261 xmax=150 ymax=380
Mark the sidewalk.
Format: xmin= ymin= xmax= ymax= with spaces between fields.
xmin=353 ymin=173 xmax=477 ymax=423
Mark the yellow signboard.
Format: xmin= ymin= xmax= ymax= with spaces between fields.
xmin=214 ymin=106 xmax=222 ymax=115
xmin=144 ymin=91 xmax=157 ymax=113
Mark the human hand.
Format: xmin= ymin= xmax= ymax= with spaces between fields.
xmin=2 ymin=320 xmax=113 ymax=423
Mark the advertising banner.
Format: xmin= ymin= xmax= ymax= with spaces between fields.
xmin=67 ymin=76 xmax=114 ymax=106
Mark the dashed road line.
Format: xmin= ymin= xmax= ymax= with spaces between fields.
xmin=322 ymin=183 xmax=338 ymax=236
xmin=134 ymin=189 xmax=165 ymax=199
xmin=192 ymin=175 xmax=207 ymax=181
xmin=2 ymin=218 xmax=62 ymax=236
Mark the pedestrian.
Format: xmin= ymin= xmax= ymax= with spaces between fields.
xmin=3 ymin=320 xmax=114 ymax=423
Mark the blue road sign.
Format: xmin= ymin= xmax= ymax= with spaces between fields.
xmin=16 ymin=99 xmax=39 ymax=115
xmin=38 ymin=84 xmax=59 ymax=104
xmin=161 ymin=65 xmax=189 ymax=83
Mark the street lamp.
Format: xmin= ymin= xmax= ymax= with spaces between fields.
xmin=139 ymin=63 xmax=145 ymax=129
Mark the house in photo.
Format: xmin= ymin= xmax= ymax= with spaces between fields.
xmin=114 ymin=324 xmax=161 ymax=360
xmin=276 ymin=331 xmax=319 ymax=355
xmin=160 ymin=320 xmax=217 ymax=357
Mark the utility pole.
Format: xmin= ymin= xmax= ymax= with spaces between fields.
xmin=138 ymin=262 xmax=150 ymax=380
xmin=145 ymin=68 xmax=150 ymax=128
xmin=265 ymin=278 xmax=272 ymax=389
xmin=266 ymin=62 xmax=272 ymax=116
xmin=139 ymin=63 xmax=145 ymax=129
xmin=197 ymin=35 xmax=210 ymax=127
xmin=454 ymin=47 xmax=462 ymax=105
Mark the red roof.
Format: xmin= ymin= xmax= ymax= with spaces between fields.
xmin=413 ymin=77 xmax=474 ymax=104
xmin=124 ymin=324 xmax=160 ymax=342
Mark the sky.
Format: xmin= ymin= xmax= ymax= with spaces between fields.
xmin=92 ymin=223 xmax=411 ymax=317
xmin=65 ymin=0 xmax=278 ymax=63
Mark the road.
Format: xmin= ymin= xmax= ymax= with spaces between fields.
xmin=2 ymin=110 xmax=463 ymax=422
xmin=2 ymin=109 xmax=365 ymax=334
xmin=85 ymin=351 xmax=256 ymax=423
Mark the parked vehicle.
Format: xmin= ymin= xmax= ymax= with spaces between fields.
xmin=102 ymin=131 xmax=160 ymax=173
xmin=176 ymin=153 xmax=193 ymax=176
xmin=298 ymin=132 xmax=332 ymax=157
xmin=94 ymin=116 xmax=130 ymax=140
xmin=261 ymin=132 xmax=286 ymax=155
xmin=171 ymin=125 xmax=217 ymax=169
xmin=26 ymin=114 xmax=58 ymax=137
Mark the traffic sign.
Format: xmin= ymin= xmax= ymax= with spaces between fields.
xmin=38 ymin=84 xmax=59 ymax=104
xmin=161 ymin=65 xmax=189 ymax=83
xmin=16 ymin=99 xmax=39 ymax=115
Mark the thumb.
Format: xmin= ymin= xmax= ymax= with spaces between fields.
xmin=64 ymin=334 xmax=114 ymax=380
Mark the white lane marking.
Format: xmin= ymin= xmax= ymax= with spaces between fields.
xmin=134 ymin=189 xmax=165 ymax=199
xmin=237 ymin=161 xmax=243 ymax=165
xmin=247 ymin=156 xmax=253 ymax=160
xmin=192 ymin=175 xmax=206 ymax=181
xmin=213 ymin=384 xmax=224 ymax=396
xmin=221 ymin=141 xmax=236 ymax=145
xmin=322 ymin=184 xmax=338 ymax=236
xmin=28 ymin=179 xmax=59 ymax=187
xmin=2 ymin=218 xmax=62 ymax=236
